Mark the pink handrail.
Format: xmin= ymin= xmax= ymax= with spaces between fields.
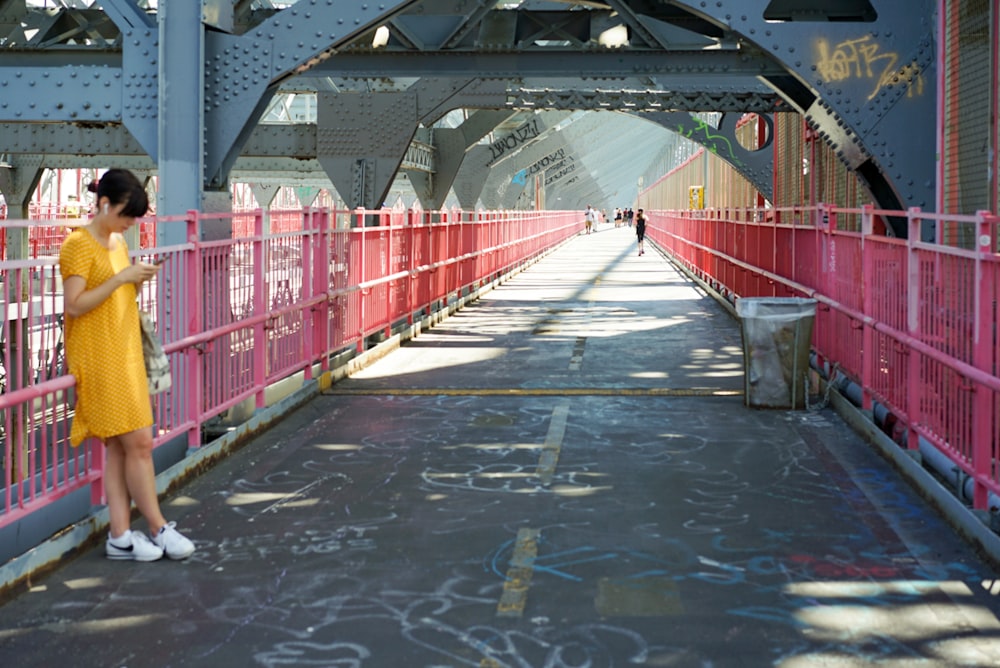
xmin=648 ymin=204 xmax=1000 ymax=508
xmin=0 ymin=207 xmax=580 ymax=529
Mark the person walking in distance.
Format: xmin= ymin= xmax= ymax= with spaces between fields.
xmin=635 ymin=208 xmax=647 ymax=256
xmin=59 ymin=169 xmax=195 ymax=562
xmin=584 ymin=204 xmax=596 ymax=234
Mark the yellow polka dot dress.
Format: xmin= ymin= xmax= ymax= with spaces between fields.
xmin=60 ymin=229 xmax=152 ymax=446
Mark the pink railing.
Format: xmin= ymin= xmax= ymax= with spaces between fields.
xmin=649 ymin=204 xmax=1000 ymax=509
xmin=0 ymin=207 xmax=579 ymax=528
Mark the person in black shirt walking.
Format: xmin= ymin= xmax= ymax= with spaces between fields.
xmin=635 ymin=208 xmax=647 ymax=256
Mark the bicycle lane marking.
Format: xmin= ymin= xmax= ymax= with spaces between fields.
xmin=496 ymin=400 xmax=571 ymax=617
xmin=536 ymin=401 xmax=570 ymax=486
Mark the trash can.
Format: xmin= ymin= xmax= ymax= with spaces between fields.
xmin=735 ymin=297 xmax=817 ymax=409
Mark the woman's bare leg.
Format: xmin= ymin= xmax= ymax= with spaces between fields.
xmin=106 ymin=427 xmax=166 ymax=535
xmin=104 ymin=439 xmax=132 ymax=538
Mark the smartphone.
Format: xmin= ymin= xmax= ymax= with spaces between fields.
xmin=152 ymin=256 xmax=167 ymax=265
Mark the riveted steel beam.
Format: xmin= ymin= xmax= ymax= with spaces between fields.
xmin=669 ymin=0 xmax=936 ymax=236
xmin=507 ymin=88 xmax=788 ymax=113
xmin=203 ymin=0 xmax=419 ymax=189
xmin=315 ymin=48 xmax=786 ymax=79
xmin=0 ymin=155 xmax=43 ymax=220
xmin=452 ymin=145 xmax=494 ymax=209
xmin=641 ymin=111 xmax=775 ymax=202
xmin=317 ymin=91 xmax=421 ymax=210
xmin=410 ymin=110 xmax=518 ymax=209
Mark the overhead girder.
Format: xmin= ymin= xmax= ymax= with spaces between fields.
xmin=313 ymin=49 xmax=787 ymax=80
xmin=0 ymin=0 xmax=419 ymax=221
xmin=0 ymin=0 xmax=939 ymax=237
xmin=314 ymin=79 xmax=515 ymax=209
xmin=639 ymin=111 xmax=775 ymax=202
xmin=372 ymin=2 xmax=724 ymax=51
xmin=408 ymin=110 xmax=518 ymax=210
xmin=507 ymin=88 xmax=788 ymax=114
xmin=666 ymin=0 xmax=936 ymax=236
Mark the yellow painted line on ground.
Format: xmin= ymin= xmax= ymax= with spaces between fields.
xmin=537 ymin=401 xmax=570 ymax=486
xmin=496 ymin=527 xmax=540 ymax=618
xmin=325 ymin=387 xmax=742 ymax=397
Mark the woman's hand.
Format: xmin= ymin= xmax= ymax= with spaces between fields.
xmin=119 ymin=261 xmax=161 ymax=285
xmin=64 ymin=262 xmax=160 ymax=318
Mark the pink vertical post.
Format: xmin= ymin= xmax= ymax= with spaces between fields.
xmin=185 ymin=211 xmax=205 ymax=449
xmin=971 ymin=212 xmax=995 ymax=508
xmin=89 ymin=439 xmax=106 ymax=506
xmin=301 ymin=208 xmax=315 ymax=380
xmin=406 ymin=208 xmax=416 ymax=325
xmin=860 ymin=205 xmax=875 ymax=412
xmin=357 ymin=213 xmax=366 ymax=353
xmin=252 ymin=209 xmax=267 ymax=407
xmin=314 ymin=207 xmax=331 ymax=372
xmin=905 ymin=209 xmax=923 ymax=451
xmin=816 ymin=204 xmax=833 ymax=369
xmin=384 ymin=213 xmax=393 ymax=339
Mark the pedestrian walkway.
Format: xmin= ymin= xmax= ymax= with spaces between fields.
xmin=2 ymin=225 xmax=1000 ymax=667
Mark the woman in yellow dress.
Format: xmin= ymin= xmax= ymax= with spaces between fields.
xmin=59 ymin=169 xmax=194 ymax=562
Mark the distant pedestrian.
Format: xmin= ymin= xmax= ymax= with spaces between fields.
xmin=59 ymin=168 xmax=195 ymax=562
xmin=635 ymin=208 xmax=647 ymax=256
xmin=584 ymin=205 xmax=596 ymax=234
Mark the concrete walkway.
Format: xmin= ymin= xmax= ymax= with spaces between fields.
xmin=2 ymin=224 xmax=1000 ymax=667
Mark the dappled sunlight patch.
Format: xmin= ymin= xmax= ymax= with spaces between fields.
xmin=226 ymin=492 xmax=303 ymax=505
xmin=549 ymin=484 xmax=613 ymax=497
xmin=631 ymin=371 xmax=668 ymax=379
xmin=779 ymin=653 xmax=953 ymax=667
xmin=981 ymin=579 xmax=1000 ymax=595
xmin=795 ymin=602 xmax=999 ymax=642
xmin=313 ymin=443 xmax=363 ymax=451
xmin=424 ymin=471 xmax=535 ymax=480
xmin=780 ymin=580 xmax=1000 ymax=665
xmin=352 ymin=346 xmax=506 ymax=377
xmin=166 ymin=495 xmax=199 ymax=507
xmin=928 ymin=635 xmax=1000 ymax=664
xmin=271 ymin=498 xmax=319 ymax=509
xmin=443 ymin=442 xmax=542 ymax=451
xmin=62 ymin=577 xmax=107 ymax=590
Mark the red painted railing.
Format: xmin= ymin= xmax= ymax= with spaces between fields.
xmin=648 ymin=204 xmax=1000 ymax=509
xmin=0 ymin=207 xmax=579 ymax=528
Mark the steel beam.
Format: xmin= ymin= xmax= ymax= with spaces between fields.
xmin=203 ymin=0 xmax=419 ymax=189
xmin=641 ymin=111 xmax=774 ymax=202
xmin=315 ymin=48 xmax=786 ymax=79
xmin=670 ymin=0 xmax=937 ymax=235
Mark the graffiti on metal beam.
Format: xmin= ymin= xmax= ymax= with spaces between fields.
xmin=511 ymin=148 xmax=578 ymax=188
xmin=488 ymin=118 xmax=542 ymax=165
xmin=815 ymin=36 xmax=925 ymax=102
xmin=674 ymin=118 xmax=745 ymax=169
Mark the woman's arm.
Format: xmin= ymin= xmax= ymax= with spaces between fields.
xmin=62 ymin=263 xmax=159 ymax=318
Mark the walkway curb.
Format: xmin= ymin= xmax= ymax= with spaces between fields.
xmin=829 ymin=389 xmax=1000 ymax=570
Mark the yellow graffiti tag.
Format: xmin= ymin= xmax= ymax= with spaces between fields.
xmin=815 ymin=36 xmax=924 ymax=101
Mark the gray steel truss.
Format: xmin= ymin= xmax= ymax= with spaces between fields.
xmin=0 ymin=0 xmax=942 ymax=237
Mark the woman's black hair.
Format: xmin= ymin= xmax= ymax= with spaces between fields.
xmin=86 ymin=168 xmax=150 ymax=218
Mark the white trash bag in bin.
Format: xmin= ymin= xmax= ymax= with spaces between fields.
xmin=735 ymin=297 xmax=817 ymax=409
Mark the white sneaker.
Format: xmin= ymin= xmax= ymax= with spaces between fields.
xmin=152 ymin=521 xmax=195 ymax=560
xmin=106 ymin=530 xmax=164 ymax=562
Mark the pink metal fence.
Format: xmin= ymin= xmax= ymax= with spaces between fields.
xmin=648 ymin=204 xmax=1000 ymax=509
xmin=0 ymin=208 xmax=579 ymax=528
